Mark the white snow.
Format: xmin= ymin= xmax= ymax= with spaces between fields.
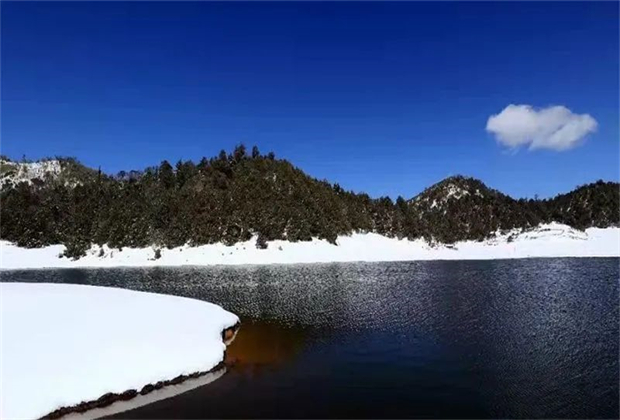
xmin=61 ymin=368 xmax=226 ymax=420
xmin=0 ymin=283 xmax=239 ymax=420
xmin=445 ymin=184 xmax=470 ymax=199
xmin=411 ymin=183 xmax=476 ymax=209
xmin=0 ymin=160 xmax=62 ymax=188
xmin=0 ymin=223 xmax=618 ymax=270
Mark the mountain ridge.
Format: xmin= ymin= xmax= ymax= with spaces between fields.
xmin=1 ymin=155 xmax=613 ymax=202
xmin=1 ymin=146 xmax=618 ymax=258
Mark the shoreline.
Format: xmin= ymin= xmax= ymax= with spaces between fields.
xmin=44 ymin=364 xmax=226 ymax=420
xmin=1 ymin=223 xmax=619 ymax=270
xmin=58 ymin=368 xmax=227 ymax=420
xmin=2 ymin=254 xmax=619 ymax=273
xmin=46 ymin=323 xmax=240 ymax=420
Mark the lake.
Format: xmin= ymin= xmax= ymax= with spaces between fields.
xmin=3 ymin=258 xmax=618 ymax=418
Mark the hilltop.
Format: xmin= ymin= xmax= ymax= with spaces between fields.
xmin=1 ymin=146 xmax=618 ymax=258
xmin=408 ymin=176 xmax=528 ymax=243
xmin=0 ymin=157 xmax=98 ymax=188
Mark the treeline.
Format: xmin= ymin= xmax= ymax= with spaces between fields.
xmin=407 ymin=175 xmax=620 ymax=244
xmin=1 ymin=145 xmax=618 ymax=258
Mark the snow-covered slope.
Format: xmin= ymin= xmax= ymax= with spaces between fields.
xmin=411 ymin=178 xmax=487 ymax=209
xmin=409 ymin=175 xmax=505 ymax=213
xmin=0 ymin=223 xmax=617 ymax=270
xmin=0 ymin=159 xmax=62 ymax=188
xmin=0 ymin=283 xmax=239 ymax=420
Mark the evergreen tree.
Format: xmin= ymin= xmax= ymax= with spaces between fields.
xmin=252 ymin=145 xmax=260 ymax=159
xmin=158 ymin=161 xmax=175 ymax=189
xmin=1 ymin=149 xmax=617 ymax=257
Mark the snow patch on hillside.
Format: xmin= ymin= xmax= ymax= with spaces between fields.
xmin=411 ymin=181 xmax=482 ymax=209
xmin=0 ymin=159 xmax=62 ymax=188
xmin=0 ymin=283 xmax=239 ymax=420
xmin=1 ymin=223 xmax=617 ymax=270
xmin=445 ymin=183 xmax=470 ymax=199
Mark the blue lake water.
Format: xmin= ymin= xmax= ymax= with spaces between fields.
xmin=3 ymin=258 xmax=618 ymax=418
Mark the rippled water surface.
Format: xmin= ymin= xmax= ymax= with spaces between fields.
xmin=4 ymin=258 xmax=618 ymax=418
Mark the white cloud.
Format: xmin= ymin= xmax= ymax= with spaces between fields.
xmin=486 ymin=104 xmax=598 ymax=151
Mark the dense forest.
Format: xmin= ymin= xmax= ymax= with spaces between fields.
xmin=1 ymin=145 xmax=618 ymax=259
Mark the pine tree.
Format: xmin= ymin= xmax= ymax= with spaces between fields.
xmin=252 ymin=145 xmax=260 ymax=159
xmin=158 ymin=161 xmax=175 ymax=189
xmin=1 ymin=148 xmax=617 ymax=252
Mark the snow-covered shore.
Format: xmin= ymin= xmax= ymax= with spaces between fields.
xmin=0 ymin=283 xmax=239 ymax=420
xmin=1 ymin=223 xmax=618 ymax=270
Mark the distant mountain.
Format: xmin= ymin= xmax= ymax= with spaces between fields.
xmin=408 ymin=175 xmax=540 ymax=243
xmin=1 ymin=147 xmax=618 ymax=258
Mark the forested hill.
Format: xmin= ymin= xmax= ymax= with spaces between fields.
xmin=1 ymin=146 xmax=618 ymax=258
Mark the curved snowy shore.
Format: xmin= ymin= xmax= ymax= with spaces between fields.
xmin=0 ymin=283 xmax=239 ymax=420
xmin=0 ymin=223 xmax=618 ymax=270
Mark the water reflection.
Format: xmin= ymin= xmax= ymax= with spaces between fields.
xmin=225 ymin=320 xmax=309 ymax=375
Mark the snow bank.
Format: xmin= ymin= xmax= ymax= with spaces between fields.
xmin=0 ymin=283 xmax=239 ymax=420
xmin=0 ymin=223 xmax=618 ymax=270
xmin=61 ymin=368 xmax=227 ymax=420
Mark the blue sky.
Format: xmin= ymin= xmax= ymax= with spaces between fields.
xmin=2 ymin=2 xmax=618 ymax=199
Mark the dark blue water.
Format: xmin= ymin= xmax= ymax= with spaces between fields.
xmin=3 ymin=258 xmax=618 ymax=418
